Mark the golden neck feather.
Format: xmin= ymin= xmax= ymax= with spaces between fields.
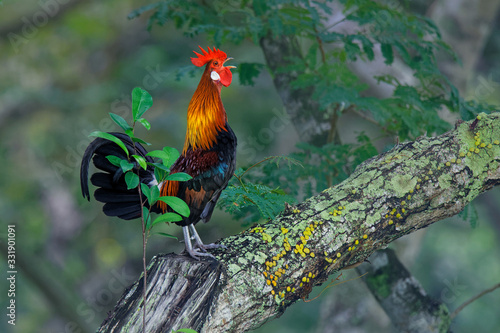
xmin=183 ymin=69 xmax=227 ymax=154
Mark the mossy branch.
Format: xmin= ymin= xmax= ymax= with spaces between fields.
xmin=98 ymin=113 xmax=500 ymax=333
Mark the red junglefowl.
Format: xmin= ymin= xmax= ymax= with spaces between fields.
xmin=80 ymin=46 xmax=237 ymax=259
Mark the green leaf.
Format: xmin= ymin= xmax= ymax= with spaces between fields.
xmin=89 ymin=131 xmax=129 ymax=157
xmin=146 ymin=149 xmax=170 ymax=161
xmin=137 ymin=118 xmax=151 ymax=130
xmin=132 ymin=87 xmax=153 ymax=121
xmin=154 ymin=232 xmax=178 ymax=240
xmin=344 ymin=36 xmax=361 ymax=61
xmin=132 ymin=154 xmax=147 ymax=170
xmin=380 ymin=43 xmax=394 ymax=65
xmin=141 ymin=183 xmax=159 ymax=206
xmin=128 ymin=2 xmax=161 ymax=19
xmin=141 ymin=183 xmax=152 ymax=204
xmin=357 ymin=35 xmax=375 ymax=61
xmin=106 ymin=155 xmax=124 ymax=167
xmin=252 ymin=0 xmax=268 ymax=16
xmin=151 ymin=163 xmax=169 ymax=182
xmin=150 ymin=185 xmax=160 ymax=205
xmin=158 ymin=196 xmax=190 ymax=217
xmin=143 ymin=206 xmax=152 ymax=229
xmin=150 ymin=162 xmax=170 ymax=172
xmin=166 ymin=172 xmax=192 ymax=182
xmin=109 ymin=113 xmax=132 ymax=132
xmin=132 ymin=137 xmax=151 ymax=146
xmin=125 ymin=171 xmax=139 ymax=190
xmin=162 ymin=146 xmax=180 ymax=167
xmin=147 ymin=147 xmax=180 ymax=167
xmin=238 ymin=63 xmax=264 ymax=86
xmin=151 ymin=212 xmax=183 ymax=227
xmin=120 ymin=159 xmax=134 ymax=173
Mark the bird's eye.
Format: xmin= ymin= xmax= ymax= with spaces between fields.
xmin=213 ymin=61 xmax=219 ymax=66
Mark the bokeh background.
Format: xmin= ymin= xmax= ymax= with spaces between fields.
xmin=1 ymin=0 xmax=499 ymax=332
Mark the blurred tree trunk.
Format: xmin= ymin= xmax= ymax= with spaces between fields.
xmin=97 ymin=113 xmax=500 ymax=333
xmin=428 ymin=0 xmax=500 ymax=93
xmin=259 ymin=35 xmax=331 ymax=146
xmin=356 ymin=249 xmax=450 ymax=333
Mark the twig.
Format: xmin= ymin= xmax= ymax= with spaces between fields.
xmin=450 ymin=282 xmax=500 ymax=319
xmin=350 ymin=108 xmax=381 ymax=127
xmin=304 ymin=272 xmax=369 ymax=303
xmin=138 ymin=181 xmax=147 ymax=333
xmin=238 ymin=156 xmax=276 ymax=179
xmin=131 ymin=125 xmax=148 ymax=333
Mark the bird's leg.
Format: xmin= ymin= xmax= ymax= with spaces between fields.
xmin=189 ymin=224 xmax=226 ymax=251
xmin=182 ymin=226 xmax=214 ymax=260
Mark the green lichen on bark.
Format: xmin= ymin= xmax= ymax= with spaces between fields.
xmin=390 ymin=173 xmax=417 ymax=197
xmin=210 ymin=113 xmax=500 ymax=330
xmin=365 ymin=272 xmax=392 ymax=299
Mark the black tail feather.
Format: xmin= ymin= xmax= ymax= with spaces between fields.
xmin=103 ymin=202 xmax=143 ymax=220
xmin=80 ymin=132 xmax=161 ymax=220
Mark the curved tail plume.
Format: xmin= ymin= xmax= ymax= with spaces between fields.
xmin=80 ymin=132 xmax=160 ymax=220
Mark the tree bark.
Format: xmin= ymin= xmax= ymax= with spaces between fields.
xmin=98 ymin=113 xmax=500 ymax=333
xmin=259 ymin=35 xmax=331 ymax=146
xmin=356 ymin=249 xmax=450 ymax=333
xmin=429 ymin=0 xmax=500 ymax=93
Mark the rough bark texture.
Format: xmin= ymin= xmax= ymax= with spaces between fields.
xmin=98 ymin=113 xmax=500 ymax=333
xmin=356 ymin=249 xmax=450 ymax=333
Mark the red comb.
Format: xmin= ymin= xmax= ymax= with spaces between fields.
xmin=191 ymin=46 xmax=227 ymax=67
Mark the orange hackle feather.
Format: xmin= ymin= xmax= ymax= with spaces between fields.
xmin=184 ymin=75 xmax=227 ymax=153
xmin=184 ymin=46 xmax=229 ymax=153
xmin=159 ymin=47 xmax=230 ymax=211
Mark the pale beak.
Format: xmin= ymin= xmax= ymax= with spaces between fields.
xmin=224 ymin=57 xmax=236 ymax=69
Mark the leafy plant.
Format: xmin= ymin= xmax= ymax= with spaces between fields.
xmin=90 ymin=87 xmax=192 ymax=332
xmin=219 ymin=156 xmax=301 ymax=224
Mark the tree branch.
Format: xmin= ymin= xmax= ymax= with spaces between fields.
xmin=450 ymin=282 xmax=500 ymax=319
xmin=356 ymin=249 xmax=451 ymax=333
xmin=98 ymin=113 xmax=500 ymax=332
xmin=259 ymin=35 xmax=331 ymax=146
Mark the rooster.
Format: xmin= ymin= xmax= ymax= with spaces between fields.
xmin=80 ymin=46 xmax=237 ymax=259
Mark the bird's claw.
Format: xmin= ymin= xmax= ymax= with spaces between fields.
xmin=185 ymin=248 xmax=216 ymax=260
xmin=194 ymin=242 xmax=226 ymax=251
